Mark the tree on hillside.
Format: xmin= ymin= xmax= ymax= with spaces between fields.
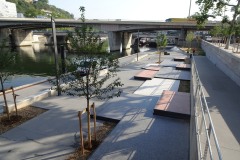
xmin=186 ymin=31 xmax=195 ymax=53
xmin=195 ymin=0 xmax=240 ymax=49
xmin=60 ymin=6 xmax=123 ymax=148
xmin=38 ymin=0 xmax=49 ymax=3
xmin=156 ymin=33 xmax=167 ymax=63
xmin=0 ymin=40 xmax=18 ymax=120
xmin=7 ymin=0 xmax=74 ymax=19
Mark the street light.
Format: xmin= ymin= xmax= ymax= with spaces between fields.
xmin=51 ymin=17 xmax=61 ymax=96
xmin=137 ymin=30 xmax=139 ymax=61
xmin=188 ymin=0 xmax=192 ymax=18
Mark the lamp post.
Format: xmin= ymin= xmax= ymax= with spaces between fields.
xmin=51 ymin=17 xmax=61 ymax=96
xmin=137 ymin=30 xmax=139 ymax=61
xmin=188 ymin=0 xmax=192 ymax=18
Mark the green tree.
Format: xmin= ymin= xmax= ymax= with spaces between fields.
xmin=210 ymin=25 xmax=222 ymax=44
xmin=156 ymin=33 xmax=167 ymax=63
xmin=61 ymin=7 xmax=123 ymax=148
xmin=221 ymin=24 xmax=230 ymax=46
xmin=0 ymin=40 xmax=18 ymax=120
xmin=186 ymin=31 xmax=195 ymax=53
xmin=195 ymin=0 xmax=240 ymax=49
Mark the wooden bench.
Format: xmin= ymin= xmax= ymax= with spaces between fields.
xmin=153 ymin=90 xmax=190 ymax=120
xmin=134 ymin=70 xmax=158 ymax=80
xmin=176 ymin=64 xmax=191 ymax=71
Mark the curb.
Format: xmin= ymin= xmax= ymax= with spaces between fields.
xmin=131 ymin=54 xmax=149 ymax=63
xmin=0 ymin=78 xmax=51 ymax=96
xmin=1 ymin=89 xmax=56 ymax=114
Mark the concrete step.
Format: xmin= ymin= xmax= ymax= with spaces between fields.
xmin=0 ymin=89 xmax=56 ymax=114
xmin=134 ymin=69 xmax=158 ymax=80
xmin=176 ymin=64 xmax=191 ymax=71
xmin=134 ymin=78 xmax=180 ymax=96
xmin=153 ymin=90 xmax=190 ymax=120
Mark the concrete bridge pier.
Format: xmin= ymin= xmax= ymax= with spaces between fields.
xmin=11 ymin=29 xmax=33 ymax=46
xmin=122 ymin=32 xmax=132 ymax=50
xmin=45 ymin=35 xmax=68 ymax=45
xmin=0 ymin=28 xmax=10 ymax=45
xmin=180 ymin=28 xmax=187 ymax=40
xmin=108 ymin=31 xmax=122 ymax=52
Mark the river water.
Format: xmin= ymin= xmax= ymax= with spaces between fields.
xmin=2 ymin=43 xmax=149 ymax=89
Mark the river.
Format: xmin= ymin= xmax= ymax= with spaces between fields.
xmin=2 ymin=43 xmax=150 ymax=89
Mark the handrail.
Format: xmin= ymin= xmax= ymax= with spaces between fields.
xmin=190 ymin=56 xmax=223 ymax=160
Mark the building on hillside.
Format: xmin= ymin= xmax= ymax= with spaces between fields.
xmin=0 ymin=0 xmax=17 ymax=17
xmin=25 ymin=0 xmax=33 ymax=3
xmin=41 ymin=9 xmax=52 ymax=16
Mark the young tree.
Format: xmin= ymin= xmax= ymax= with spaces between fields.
xmin=186 ymin=31 xmax=195 ymax=53
xmin=61 ymin=7 xmax=123 ymax=148
xmin=0 ymin=40 xmax=18 ymax=120
xmin=195 ymin=35 xmax=202 ymax=48
xmin=195 ymin=0 xmax=240 ymax=49
xmin=156 ymin=33 xmax=167 ymax=63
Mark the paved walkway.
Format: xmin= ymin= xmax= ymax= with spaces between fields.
xmin=194 ymin=56 xmax=240 ymax=159
xmin=0 ymin=48 xmax=190 ymax=160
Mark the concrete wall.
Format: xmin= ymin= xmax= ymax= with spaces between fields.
xmin=202 ymin=40 xmax=240 ymax=87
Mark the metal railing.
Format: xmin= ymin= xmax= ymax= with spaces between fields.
xmin=190 ymin=57 xmax=223 ymax=160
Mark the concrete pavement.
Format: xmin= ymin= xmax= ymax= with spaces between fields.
xmin=194 ymin=56 xmax=240 ymax=159
xmin=0 ymin=48 xmax=190 ymax=160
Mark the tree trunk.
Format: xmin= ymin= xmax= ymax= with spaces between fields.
xmin=225 ymin=36 xmax=231 ymax=49
xmin=225 ymin=0 xmax=240 ymax=49
xmin=87 ymin=98 xmax=92 ymax=148
xmin=86 ymin=73 xmax=92 ymax=149
xmin=158 ymin=48 xmax=161 ymax=63
xmin=0 ymin=76 xmax=9 ymax=120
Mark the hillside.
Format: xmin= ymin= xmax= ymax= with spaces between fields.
xmin=6 ymin=0 xmax=74 ymax=19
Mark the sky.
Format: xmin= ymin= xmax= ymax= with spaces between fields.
xmin=48 ymin=0 xmax=201 ymax=21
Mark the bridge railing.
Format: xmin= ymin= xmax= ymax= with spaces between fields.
xmin=190 ymin=57 xmax=223 ymax=160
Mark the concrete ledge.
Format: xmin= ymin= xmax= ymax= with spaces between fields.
xmin=4 ymin=89 xmax=56 ymax=113
xmin=174 ymin=56 xmax=187 ymax=62
xmin=134 ymin=70 xmax=158 ymax=80
xmin=202 ymin=40 xmax=240 ymax=87
xmin=131 ymin=54 xmax=148 ymax=62
xmin=144 ymin=66 xmax=160 ymax=71
xmin=153 ymin=90 xmax=190 ymax=120
xmin=176 ymin=64 xmax=191 ymax=71
xmin=0 ymin=79 xmax=50 ymax=96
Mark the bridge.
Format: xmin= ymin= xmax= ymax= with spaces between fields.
xmin=0 ymin=18 xmax=218 ymax=51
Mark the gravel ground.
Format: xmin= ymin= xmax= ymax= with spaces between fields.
xmin=0 ymin=106 xmax=47 ymax=134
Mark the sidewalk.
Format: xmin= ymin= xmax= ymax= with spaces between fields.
xmin=194 ymin=56 xmax=240 ymax=159
xmin=0 ymin=48 xmax=190 ymax=160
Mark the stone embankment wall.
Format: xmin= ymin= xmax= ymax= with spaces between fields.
xmin=201 ymin=40 xmax=240 ymax=87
